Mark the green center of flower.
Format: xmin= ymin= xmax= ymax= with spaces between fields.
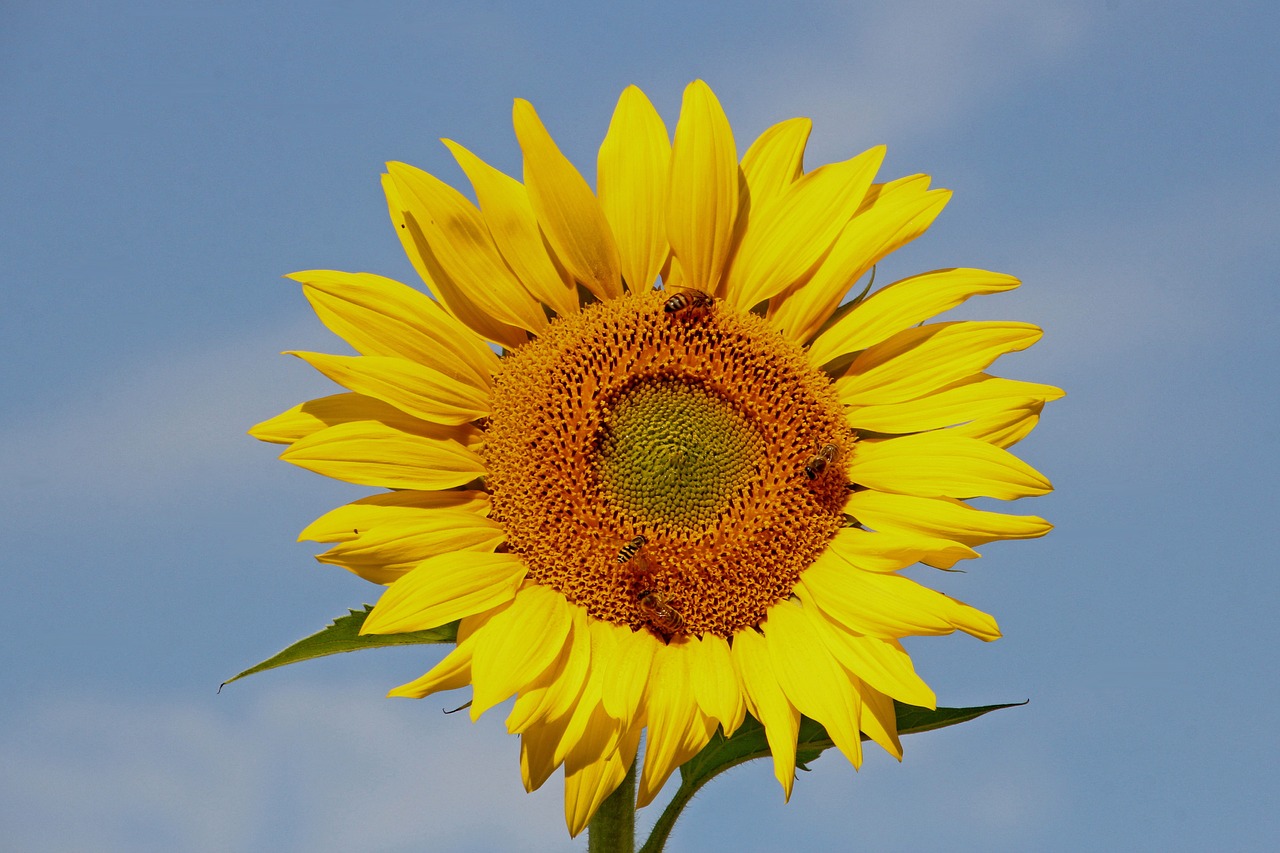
xmin=596 ymin=379 xmax=764 ymax=533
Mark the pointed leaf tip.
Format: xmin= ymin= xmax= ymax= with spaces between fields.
xmin=639 ymin=699 xmax=1026 ymax=851
xmin=219 ymin=605 xmax=459 ymax=690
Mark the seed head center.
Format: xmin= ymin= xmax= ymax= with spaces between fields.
xmin=483 ymin=291 xmax=854 ymax=639
xmin=597 ymin=380 xmax=763 ymax=533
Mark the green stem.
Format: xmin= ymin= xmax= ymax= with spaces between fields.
xmin=637 ymin=775 xmax=699 ymax=853
xmin=588 ymin=757 xmax=636 ymax=853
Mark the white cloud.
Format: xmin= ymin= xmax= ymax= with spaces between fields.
xmin=0 ymin=316 xmax=341 ymax=519
xmin=0 ymin=685 xmax=1072 ymax=852
xmin=0 ymin=686 xmax=574 ymax=853
xmin=1002 ymin=170 xmax=1279 ymax=378
xmin=720 ymin=0 xmax=1090 ymax=150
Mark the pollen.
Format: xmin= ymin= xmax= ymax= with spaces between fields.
xmin=484 ymin=290 xmax=854 ymax=639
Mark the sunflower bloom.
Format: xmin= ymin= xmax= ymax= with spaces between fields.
xmin=253 ymin=80 xmax=1060 ymax=836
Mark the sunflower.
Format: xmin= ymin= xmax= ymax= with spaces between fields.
xmin=252 ymin=80 xmax=1060 ymax=836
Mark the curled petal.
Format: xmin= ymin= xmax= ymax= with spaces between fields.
xmin=470 ymin=585 xmax=574 ymax=718
xmin=289 ymin=269 xmax=498 ymax=387
xmin=846 ymin=488 xmax=1052 ymax=547
xmin=514 ymin=99 xmax=622 ymax=300
xmin=637 ymin=640 xmax=719 ymax=807
xmin=383 ymin=173 xmax=529 ymax=350
xmin=827 ymin=527 xmax=978 ymax=573
xmin=250 ymin=392 xmax=482 ymax=446
xmin=809 ymin=268 xmax=1020 ymax=366
xmin=846 ymin=374 xmax=1063 ymax=434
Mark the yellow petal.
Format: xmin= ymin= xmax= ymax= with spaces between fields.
xmin=950 ymin=403 xmax=1045 ymax=448
xmin=288 ymin=269 xmax=498 ymax=389
xmin=562 ymin=617 xmax=623 ymax=730
xmin=731 ymin=627 xmax=800 ymax=799
xmin=506 ymin=608 xmax=592 ymax=734
xmin=280 ymin=420 xmax=485 ymax=490
xmin=386 ymin=161 xmax=548 ymax=334
xmin=836 ymin=321 xmax=1044 ymax=407
xmin=470 ymin=585 xmax=574 ymax=718
xmin=361 ymin=551 xmax=527 ymax=635
xmin=740 ymin=117 xmax=811 ymax=211
xmin=687 ymin=633 xmax=745 ymax=734
xmin=856 ymin=680 xmax=903 ymax=760
xmin=547 ymin=619 xmax=631 ymax=772
xmin=827 ymin=527 xmax=978 ymax=573
xmin=519 ymin=713 xmax=573 ymax=793
xmin=801 ymin=551 xmax=1000 ymax=641
xmin=796 ymin=599 xmax=937 ymax=708
xmin=386 ymin=636 xmax=475 ymax=699
xmin=311 ymin=512 xmax=504 ymax=585
xmin=542 ymin=611 xmax=599 ymax=728
xmin=666 ymin=80 xmax=739 ymax=296
xmin=564 ymin=725 xmax=641 ymax=838
xmin=600 ymin=624 xmax=656 ymax=729
xmin=286 ymin=352 xmax=490 ymax=425
xmin=761 ymin=599 xmax=863 ymax=768
xmin=849 ymin=431 xmax=1052 ymax=500
xmin=558 ymin=687 xmax=619 ymax=770
xmin=773 ymin=176 xmax=951 ymax=344
xmin=513 ymin=98 xmax=622 ymax=300
xmin=443 ymin=139 xmax=580 ymax=318
xmin=383 ymin=173 xmax=529 ymax=350
xmin=637 ymin=641 xmax=718 ymax=807
xmin=846 ymin=374 xmax=1064 ymax=434
xmin=250 ymin=392 xmax=437 ymax=445
xmin=808 ymin=268 xmax=1021 ymax=367
xmin=725 ymin=145 xmax=884 ymax=311
xmin=298 ymin=489 xmax=490 ymax=543
xmin=597 ymin=85 xmax=671 ymax=292
xmin=846 ymin=487 xmax=1052 ymax=547
xmin=386 ymin=610 xmax=497 ymax=700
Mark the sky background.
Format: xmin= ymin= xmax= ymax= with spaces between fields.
xmin=2 ymin=1 xmax=1277 ymax=850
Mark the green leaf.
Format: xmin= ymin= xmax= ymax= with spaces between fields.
xmin=219 ymin=606 xmax=458 ymax=691
xmin=639 ymin=700 xmax=1025 ymax=853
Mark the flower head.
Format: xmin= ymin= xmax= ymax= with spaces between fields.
xmin=253 ymin=80 xmax=1060 ymax=836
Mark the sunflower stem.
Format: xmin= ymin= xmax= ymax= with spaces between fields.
xmin=588 ymin=757 xmax=636 ymax=853
xmin=637 ymin=774 xmax=698 ymax=853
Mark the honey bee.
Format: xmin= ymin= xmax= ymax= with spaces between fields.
xmin=616 ymin=535 xmax=647 ymax=563
xmin=637 ymin=589 xmax=685 ymax=635
xmin=663 ymin=288 xmax=715 ymax=316
xmin=804 ymin=443 xmax=839 ymax=479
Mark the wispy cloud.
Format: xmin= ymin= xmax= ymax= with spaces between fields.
xmin=0 ymin=317 xmax=340 ymax=521
xmin=2 ymin=685 xmax=1073 ymax=853
xmin=718 ymin=0 xmax=1089 ymax=150
xmin=0 ymin=686 xmax=573 ymax=853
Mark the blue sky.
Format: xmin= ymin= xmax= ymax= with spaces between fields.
xmin=3 ymin=1 xmax=1277 ymax=850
